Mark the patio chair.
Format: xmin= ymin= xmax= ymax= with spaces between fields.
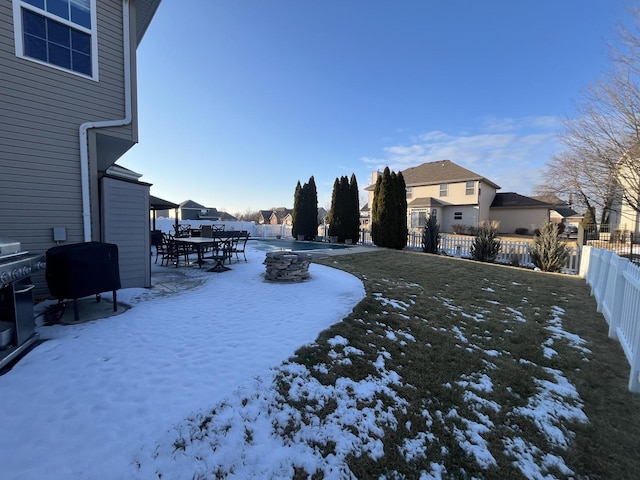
xmin=160 ymin=234 xmax=190 ymax=267
xmin=232 ymin=231 xmax=250 ymax=262
xmin=207 ymin=238 xmax=233 ymax=272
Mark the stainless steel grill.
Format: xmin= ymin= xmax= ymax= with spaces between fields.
xmin=0 ymin=238 xmax=46 ymax=371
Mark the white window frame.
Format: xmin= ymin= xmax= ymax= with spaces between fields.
xmin=454 ymin=211 xmax=463 ymax=220
xmin=411 ymin=209 xmax=428 ymax=228
xmin=406 ymin=187 xmax=412 ymax=199
xmin=13 ymin=0 xmax=99 ymax=80
xmin=465 ymin=181 xmax=475 ymax=195
xmin=440 ymin=183 xmax=448 ymax=197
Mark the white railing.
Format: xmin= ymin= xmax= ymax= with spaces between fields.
xmin=359 ymin=231 xmax=580 ymax=273
xmin=580 ymin=245 xmax=640 ymax=392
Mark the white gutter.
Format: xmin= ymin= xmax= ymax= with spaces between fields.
xmin=79 ymin=0 xmax=132 ymax=241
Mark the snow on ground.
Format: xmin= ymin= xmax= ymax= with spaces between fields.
xmin=0 ymin=242 xmax=365 ymax=480
xmin=0 ymin=239 xmax=592 ymax=480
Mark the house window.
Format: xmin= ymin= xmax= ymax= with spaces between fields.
xmin=14 ymin=0 xmax=96 ymax=78
xmin=406 ymin=187 xmax=412 ymax=199
xmin=454 ymin=211 xmax=463 ymax=220
xmin=411 ymin=209 xmax=428 ymax=228
xmin=465 ymin=181 xmax=475 ymax=195
xmin=440 ymin=184 xmax=448 ymax=197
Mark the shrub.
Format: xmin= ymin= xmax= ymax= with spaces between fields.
xmin=515 ymin=227 xmax=528 ymax=235
xmin=470 ymin=222 xmax=501 ymax=262
xmin=451 ymin=224 xmax=466 ymax=235
xmin=529 ymin=222 xmax=570 ymax=272
xmin=421 ymin=216 xmax=440 ymax=254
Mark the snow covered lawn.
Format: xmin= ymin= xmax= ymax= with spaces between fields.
xmin=2 ymin=245 xmax=638 ymax=479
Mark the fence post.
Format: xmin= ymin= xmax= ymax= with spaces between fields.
xmin=578 ymin=245 xmax=592 ymax=279
xmin=604 ymin=256 xmax=630 ymax=339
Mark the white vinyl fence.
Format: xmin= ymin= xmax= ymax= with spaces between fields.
xmin=580 ymin=246 xmax=640 ymax=392
xmin=359 ymin=231 xmax=581 ymax=273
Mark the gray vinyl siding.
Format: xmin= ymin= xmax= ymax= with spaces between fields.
xmin=100 ymin=177 xmax=151 ymax=289
xmin=0 ymin=0 xmax=138 ymax=298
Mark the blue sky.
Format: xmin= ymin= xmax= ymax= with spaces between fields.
xmin=119 ymin=0 xmax=634 ymax=214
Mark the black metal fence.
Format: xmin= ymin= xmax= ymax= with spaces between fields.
xmin=583 ymin=225 xmax=640 ymax=265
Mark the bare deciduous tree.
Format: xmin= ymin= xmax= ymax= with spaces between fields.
xmin=537 ymin=8 xmax=640 ymax=223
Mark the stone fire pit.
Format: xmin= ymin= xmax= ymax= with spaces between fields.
xmin=264 ymin=251 xmax=312 ymax=282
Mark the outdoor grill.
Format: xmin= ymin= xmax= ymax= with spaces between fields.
xmin=0 ymin=237 xmax=46 ymax=370
xmin=46 ymin=242 xmax=121 ymax=322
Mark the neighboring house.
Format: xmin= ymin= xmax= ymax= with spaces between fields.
xmin=1 ymin=0 xmax=162 ymax=294
xmin=609 ymin=146 xmax=640 ymax=234
xmin=317 ymin=207 xmax=328 ymax=226
xmin=531 ymin=195 xmax=583 ymax=228
xmin=490 ymin=193 xmax=551 ymax=234
xmin=161 ymin=200 xmax=236 ymax=222
xmin=367 ymin=160 xmax=501 ymax=233
xmin=360 ymin=203 xmax=370 ymax=229
xmin=258 ymin=208 xmax=293 ymax=225
xmin=176 ymin=200 xmax=219 ymax=221
xmin=366 ymin=160 xmax=551 ymax=235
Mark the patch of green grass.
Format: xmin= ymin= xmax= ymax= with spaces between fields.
xmin=290 ymin=249 xmax=640 ymax=478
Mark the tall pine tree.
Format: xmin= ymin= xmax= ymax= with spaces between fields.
xmin=347 ymin=174 xmax=360 ymax=242
xmin=371 ymin=167 xmax=407 ymax=249
xmin=304 ymin=176 xmax=318 ymax=240
xmin=292 ymin=181 xmax=302 ymax=239
xmin=328 ymin=177 xmax=342 ymax=240
xmin=328 ymin=174 xmax=360 ymax=243
xmin=293 ymin=176 xmax=318 ymax=240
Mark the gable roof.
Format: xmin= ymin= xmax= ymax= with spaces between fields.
xmin=179 ymin=200 xmax=205 ymax=209
xmin=272 ymin=208 xmax=293 ymax=221
xmin=530 ymin=195 xmax=580 ymax=218
xmin=402 ymin=160 xmax=501 ymax=189
xmin=491 ymin=193 xmax=551 ymax=209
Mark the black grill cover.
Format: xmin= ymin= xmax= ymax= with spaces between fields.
xmin=46 ymin=242 xmax=121 ymax=300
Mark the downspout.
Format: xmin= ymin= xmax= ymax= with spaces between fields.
xmin=79 ymin=0 xmax=132 ymax=241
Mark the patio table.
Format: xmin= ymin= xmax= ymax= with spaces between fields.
xmin=173 ymin=237 xmax=218 ymax=268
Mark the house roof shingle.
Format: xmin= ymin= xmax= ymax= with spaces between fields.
xmin=179 ymin=200 xmax=205 ymax=209
xmin=530 ymin=196 xmax=581 ymax=218
xmin=407 ymin=197 xmax=445 ymax=208
xmin=491 ymin=193 xmax=551 ymax=209
xmin=401 ymin=160 xmax=501 ymax=189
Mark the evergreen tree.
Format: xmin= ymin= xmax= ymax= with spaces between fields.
xmin=292 ymin=181 xmax=302 ymax=239
xmin=530 ymin=222 xmax=570 ymax=272
xmin=422 ymin=215 xmax=440 ymax=254
xmin=371 ymin=167 xmax=407 ymax=249
xmin=390 ymin=171 xmax=408 ymax=249
xmin=328 ymin=177 xmax=343 ymax=240
xmin=304 ymin=176 xmax=318 ymax=240
xmin=371 ymin=169 xmax=387 ymax=246
xmin=347 ymin=174 xmax=360 ymax=242
xmin=292 ymin=177 xmax=318 ymax=240
xmin=470 ymin=222 xmax=501 ymax=262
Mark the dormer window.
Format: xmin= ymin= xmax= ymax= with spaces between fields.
xmin=13 ymin=0 xmax=97 ymax=79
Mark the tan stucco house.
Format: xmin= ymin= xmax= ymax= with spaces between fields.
xmin=366 ymin=160 xmax=551 ymax=235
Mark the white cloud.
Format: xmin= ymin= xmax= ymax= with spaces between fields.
xmin=361 ymin=116 xmax=563 ymax=195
